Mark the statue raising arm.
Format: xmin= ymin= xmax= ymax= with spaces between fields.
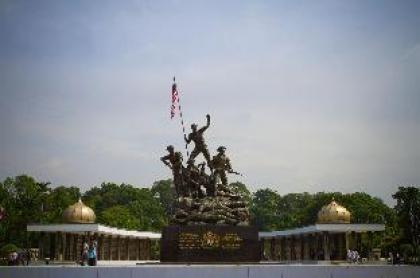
xmin=199 ymin=114 xmax=211 ymax=133
xmin=184 ymin=114 xmax=210 ymax=144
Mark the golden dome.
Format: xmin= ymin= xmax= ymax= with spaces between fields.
xmin=317 ymin=199 xmax=351 ymax=224
xmin=62 ymin=198 xmax=96 ymax=224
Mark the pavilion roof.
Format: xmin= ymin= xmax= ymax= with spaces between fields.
xmin=258 ymin=223 xmax=385 ymax=239
xmin=27 ymin=223 xmax=161 ymax=239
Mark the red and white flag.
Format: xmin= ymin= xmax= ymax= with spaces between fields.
xmin=171 ymin=81 xmax=179 ymax=119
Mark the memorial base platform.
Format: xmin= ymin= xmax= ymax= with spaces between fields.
xmin=160 ymin=225 xmax=261 ymax=262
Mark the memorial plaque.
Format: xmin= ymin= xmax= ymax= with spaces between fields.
xmin=160 ymin=225 xmax=261 ymax=262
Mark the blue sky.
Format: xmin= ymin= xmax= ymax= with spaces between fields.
xmin=1 ymin=0 xmax=419 ymax=204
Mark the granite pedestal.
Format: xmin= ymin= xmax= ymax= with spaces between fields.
xmin=160 ymin=225 xmax=261 ymax=262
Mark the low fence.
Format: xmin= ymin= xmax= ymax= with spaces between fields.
xmin=0 ymin=264 xmax=419 ymax=278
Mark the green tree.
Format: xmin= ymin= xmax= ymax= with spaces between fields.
xmin=229 ymin=181 xmax=252 ymax=203
xmin=0 ymin=175 xmax=50 ymax=247
xmin=43 ymin=186 xmax=80 ymax=223
xmin=277 ymin=192 xmax=313 ymax=229
xmin=343 ymin=192 xmax=393 ymax=224
xmin=128 ymin=198 xmax=166 ymax=231
xmin=298 ymin=191 xmax=395 ymax=227
xmin=0 ymin=243 xmax=18 ymax=258
xmin=250 ymin=189 xmax=281 ymax=231
xmin=151 ymin=179 xmax=175 ymax=216
xmin=84 ymin=182 xmax=143 ymax=212
xmin=393 ymin=186 xmax=420 ymax=264
xmin=84 ymin=182 xmax=167 ymax=231
xmin=99 ymin=205 xmax=140 ymax=230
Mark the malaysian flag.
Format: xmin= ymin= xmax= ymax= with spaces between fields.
xmin=169 ymin=77 xmax=189 ymax=156
xmin=171 ymin=80 xmax=179 ymax=119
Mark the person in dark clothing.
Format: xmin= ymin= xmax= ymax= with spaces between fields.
xmin=87 ymin=238 xmax=98 ymax=266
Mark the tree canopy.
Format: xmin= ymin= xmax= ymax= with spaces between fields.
xmin=392 ymin=186 xmax=420 ymax=262
xmin=250 ymin=190 xmax=395 ymax=232
xmin=0 ymin=174 xmax=418 ymax=263
xmin=83 ymin=182 xmax=167 ymax=231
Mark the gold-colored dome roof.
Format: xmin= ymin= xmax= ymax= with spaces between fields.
xmin=62 ymin=198 xmax=96 ymax=224
xmin=317 ymin=199 xmax=351 ymax=224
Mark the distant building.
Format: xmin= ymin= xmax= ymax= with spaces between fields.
xmin=27 ymin=199 xmax=160 ymax=263
xmin=259 ymin=199 xmax=385 ymax=261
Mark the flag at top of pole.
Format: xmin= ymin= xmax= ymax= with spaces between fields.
xmin=170 ymin=76 xmax=190 ymax=157
xmin=171 ymin=77 xmax=179 ymax=119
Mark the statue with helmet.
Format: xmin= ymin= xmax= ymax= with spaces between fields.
xmin=160 ymin=145 xmax=184 ymax=197
xmin=212 ymin=146 xmax=232 ymax=186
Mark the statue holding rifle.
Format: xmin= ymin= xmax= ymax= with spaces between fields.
xmin=212 ymin=146 xmax=241 ymax=187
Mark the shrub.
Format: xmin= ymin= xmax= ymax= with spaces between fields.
xmin=0 ymin=243 xmax=18 ymax=257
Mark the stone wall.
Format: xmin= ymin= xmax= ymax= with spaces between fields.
xmin=0 ymin=265 xmax=418 ymax=278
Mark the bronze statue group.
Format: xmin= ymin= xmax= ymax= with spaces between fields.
xmin=161 ymin=114 xmax=239 ymax=199
xmin=161 ymin=114 xmax=249 ymax=226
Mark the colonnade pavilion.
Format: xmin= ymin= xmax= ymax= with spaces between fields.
xmin=259 ymin=199 xmax=385 ymax=262
xmin=27 ymin=199 xmax=160 ymax=263
xmin=27 ymin=198 xmax=385 ymax=263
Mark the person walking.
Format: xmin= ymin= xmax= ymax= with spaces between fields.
xmin=87 ymin=238 xmax=98 ymax=266
xmin=395 ymin=252 xmax=401 ymax=265
xmin=8 ymin=251 xmax=18 ymax=266
xmin=80 ymin=241 xmax=89 ymax=266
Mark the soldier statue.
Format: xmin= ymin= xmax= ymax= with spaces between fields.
xmin=184 ymin=159 xmax=204 ymax=198
xmin=211 ymin=146 xmax=233 ymax=186
xmin=184 ymin=114 xmax=212 ymax=168
xmin=160 ymin=145 xmax=184 ymax=197
xmin=161 ymin=115 xmax=250 ymax=226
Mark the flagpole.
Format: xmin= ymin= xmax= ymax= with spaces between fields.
xmin=172 ymin=77 xmax=190 ymax=159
